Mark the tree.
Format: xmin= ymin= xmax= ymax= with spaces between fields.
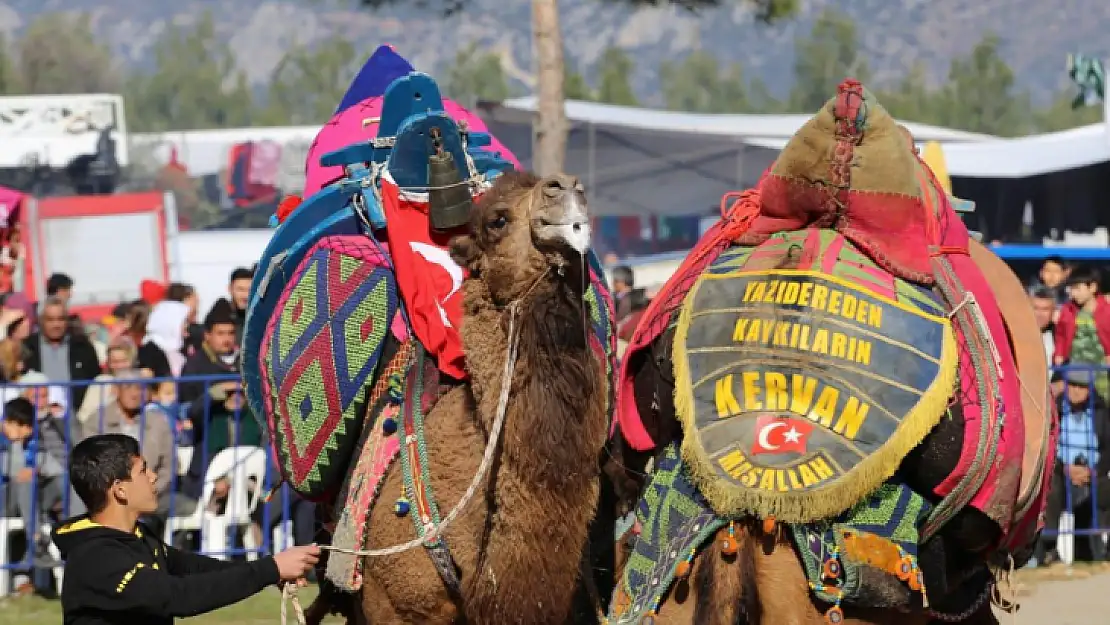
xmin=441 ymin=43 xmax=512 ymax=108
xmin=789 ymin=7 xmax=869 ymax=112
xmin=0 ymin=34 xmax=20 ymax=95
xmin=564 ymin=62 xmax=594 ymax=101
xmin=16 ymin=13 xmax=120 ymax=95
xmin=261 ymin=38 xmax=359 ymax=125
xmin=594 ymin=47 xmax=638 ymax=105
xmin=875 ymin=62 xmax=945 ymax=126
xmin=660 ymin=51 xmax=762 ymax=113
xmin=1033 ymin=90 xmax=1103 ymax=132
xmin=125 ymin=12 xmax=258 ymax=131
xmin=355 ymin=0 xmax=800 ymax=174
xmin=936 ymin=34 xmax=1031 ymax=136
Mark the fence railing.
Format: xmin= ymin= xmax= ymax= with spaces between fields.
xmin=0 ymin=374 xmax=309 ymax=592
xmin=1 ymin=363 xmax=1108 ymax=586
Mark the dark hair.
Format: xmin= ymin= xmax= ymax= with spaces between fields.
xmin=3 ymin=397 xmax=34 ymax=427
xmin=46 ymin=273 xmax=73 ymax=296
xmin=204 ymin=299 xmax=237 ymax=331
xmin=1066 ymin=266 xmax=1100 ymax=288
xmin=165 ymin=282 xmax=195 ymax=302
xmin=611 ymin=265 xmax=634 ymax=289
xmin=229 ymin=267 xmax=254 ymax=284
xmin=1042 ymin=255 xmax=1067 ymax=269
xmin=70 ymin=434 xmax=141 ymax=515
xmin=1030 ymin=286 xmax=1056 ymax=301
xmin=111 ymin=301 xmax=134 ymax=319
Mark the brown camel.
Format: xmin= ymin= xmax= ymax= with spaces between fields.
xmin=606 ymin=236 xmax=1048 ymax=624
xmin=348 ymin=171 xmax=610 ymax=624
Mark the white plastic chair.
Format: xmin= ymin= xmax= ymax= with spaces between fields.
xmin=162 ymin=446 xmax=266 ymax=560
xmin=0 ymin=517 xmax=64 ymax=596
xmin=1057 ymin=511 xmax=1075 ymax=565
xmin=175 ymin=446 xmax=193 ymax=476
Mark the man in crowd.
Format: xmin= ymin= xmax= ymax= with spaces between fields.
xmin=1028 ymin=256 xmax=1070 ymax=306
xmin=1031 ymin=286 xmax=1057 ymax=368
xmin=209 ymin=267 xmax=253 ymax=347
xmin=1054 ymin=266 xmax=1110 ymax=399
xmin=55 ymin=434 xmax=319 ymax=624
xmin=179 ymin=300 xmax=238 ymax=405
xmin=78 ymin=373 xmax=179 ymax=531
xmin=46 ymin=273 xmax=74 ymax=305
xmin=1035 ymin=371 xmax=1110 ymax=565
xmin=24 ymin=296 xmax=100 ymax=409
xmin=611 ymin=265 xmax=635 ymax=323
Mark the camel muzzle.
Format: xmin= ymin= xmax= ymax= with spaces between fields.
xmin=533 ymin=174 xmax=592 ymax=255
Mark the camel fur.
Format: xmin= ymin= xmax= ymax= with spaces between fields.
xmin=349 ymin=171 xmax=610 ymax=624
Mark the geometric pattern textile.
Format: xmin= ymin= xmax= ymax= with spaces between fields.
xmin=259 ymin=234 xmax=399 ymax=500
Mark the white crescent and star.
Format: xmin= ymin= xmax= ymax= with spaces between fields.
xmin=756 ymin=420 xmax=804 ymax=450
xmin=756 ymin=421 xmax=786 ymax=451
xmin=409 ymin=241 xmax=464 ymax=328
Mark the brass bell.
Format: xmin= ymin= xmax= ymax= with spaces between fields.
xmin=428 ymin=149 xmax=473 ymax=231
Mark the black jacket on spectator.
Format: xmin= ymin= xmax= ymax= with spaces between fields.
xmin=1055 ymin=394 xmax=1110 ymax=479
xmin=137 ymin=342 xmax=172 ymax=379
xmin=53 ymin=516 xmax=279 ymax=625
xmin=23 ymin=332 xmax=100 ymax=409
xmin=178 ymin=346 xmax=238 ymax=405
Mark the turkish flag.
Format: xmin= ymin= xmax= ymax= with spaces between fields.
xmin=379 ymin=177 xmax=468 ymax=380
xmin=751 ymin=415 xmax=813 ymax=456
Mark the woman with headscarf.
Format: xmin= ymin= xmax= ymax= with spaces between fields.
xmin=138 ymin=300 xmax=189 ymax=378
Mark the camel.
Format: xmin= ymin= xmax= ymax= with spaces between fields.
xmin=607 ymin=238 xmax=1037 ymax=625
xmin=337 ymin=170 xmax=611 ymax=624
xmin=604 ymin=83 xmax=1053 ymax=625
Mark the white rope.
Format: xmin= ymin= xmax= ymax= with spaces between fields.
xmin=281 ymin=302 xmax=523 ymax=624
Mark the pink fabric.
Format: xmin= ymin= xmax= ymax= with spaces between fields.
xmin=929 ymin=199 xmax=1027 ymax=539
xmin=303 ymin=98 xmax=521 ymax=196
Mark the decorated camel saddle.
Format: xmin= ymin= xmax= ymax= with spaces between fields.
xmin=609 ymin=80 xmax=1056 ymax=622
xmin=243 ymin=47 xmax=617 ymax=597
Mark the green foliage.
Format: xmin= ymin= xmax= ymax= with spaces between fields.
xmin=259 ymin=38 xmax=359 ymax=126
xmin=16 ymin=13 xmax=119 ymax=95
xmin=0 ymin=34 xmax=20 ymax=95
xmin=124 ymin=13 xmax=258 ymax=131
xmin=595 ymin=47 xmax=639 ymax=105
xmin=441 ymin=43 xmax=512 ymax=107
xmin=564 ymin=62 xmax=594 ymax=101
xmin=933 ymin=34 xmax=1033 ymax=136
xmin=1034 ymin=91 xmax=1104 ymax=132
xmin=660 ymin=51 xmax=773 ymax=113
xmin=788 ymin=7 xmax=869 ymax=112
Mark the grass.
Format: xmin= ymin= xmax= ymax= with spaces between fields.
xmin=0 ymin=584 xmax=345 ymax=624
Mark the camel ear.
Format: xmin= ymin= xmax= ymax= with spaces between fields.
xmin=449 ymin=234 xmax=481 ymax=274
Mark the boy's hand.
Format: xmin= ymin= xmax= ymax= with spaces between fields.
xmin=273 ymin=545 xmax=321 ymax=581
xmin=15 ymin=468 xmax=32 ymax=483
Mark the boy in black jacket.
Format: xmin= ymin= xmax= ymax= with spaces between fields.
xmin=53 ymin=434 xmax=319 ymax=625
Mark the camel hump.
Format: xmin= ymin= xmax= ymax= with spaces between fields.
xmin=671 ymin=229 xmax=958 ymax=523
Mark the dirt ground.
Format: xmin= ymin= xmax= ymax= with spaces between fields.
xmin=993 ymin=563 xmax=1110 ymax=624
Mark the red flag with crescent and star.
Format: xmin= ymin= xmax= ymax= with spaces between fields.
xmin=750 ymin=415 xmax=813 ymax=456
xmin=379 ymin=177 xmax=468 ymax=380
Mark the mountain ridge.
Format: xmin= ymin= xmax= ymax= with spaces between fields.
xmin=0 ymin=0 xmax=1103 ymax=106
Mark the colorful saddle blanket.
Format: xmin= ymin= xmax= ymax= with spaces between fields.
xmin=609 ymin=444 xmax=936 ymax=623
xmin=258 ymin=235 xmax=400 ymax=501
xmin=673 ymin=229 xmax=958 ymax=523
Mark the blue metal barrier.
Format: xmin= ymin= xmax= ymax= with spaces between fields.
xmin=0 ymin=374 xmax=307 ymax=586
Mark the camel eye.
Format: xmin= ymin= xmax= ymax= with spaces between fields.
xmin=487 ymin=215 xmax=508 ymax=230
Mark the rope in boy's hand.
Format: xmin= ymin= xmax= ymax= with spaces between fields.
xmin=280 ymin=581 xmax=307 ymax=625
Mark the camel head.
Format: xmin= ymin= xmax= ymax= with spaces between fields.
xmin=450 ymin=171 xmax=591 ymax=305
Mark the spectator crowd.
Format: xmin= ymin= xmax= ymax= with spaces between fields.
xmin=0 ymin=267 xmax=315 ymax=599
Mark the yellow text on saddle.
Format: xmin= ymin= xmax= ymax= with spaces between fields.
xmin=674 ymin=267 xmax=959 ymax=522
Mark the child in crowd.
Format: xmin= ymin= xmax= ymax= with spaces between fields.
xmin=2 ymin=397 xmax=65 ymax=595
xmin=1055 ymin=266 xmax=1110 ymax=399
xmin=145 ymin=380 xmax=193 ymax=447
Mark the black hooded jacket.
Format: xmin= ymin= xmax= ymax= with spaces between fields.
xmin=52 ymin=516 xmax=280 ymax=625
